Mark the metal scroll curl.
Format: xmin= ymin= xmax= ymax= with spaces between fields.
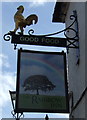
xmin=11 ymin=110 xmax=24 ymax=120
xmin=63 ymin=14 xmax=78 ymax=40
xmin=64 ymin=28 xmax=78 ymax=40
xmin=28 ymin=29 xmax=35 ymax=35
xmin=3 ymin=33 xmax=12 ymax=41
xmin=68 ymin=15 xmax=76 ymax=28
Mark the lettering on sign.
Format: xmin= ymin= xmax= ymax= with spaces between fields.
xmin=19 ymin=36 xmax=60 ymax=44
xmin=11 ymin=34 xmax=67 ymax=47
xmin=20 ymin=36 xmax=39 ymax=43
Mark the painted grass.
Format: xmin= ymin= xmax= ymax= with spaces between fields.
xmin=18 ymin=94 xmax=66 ymax=110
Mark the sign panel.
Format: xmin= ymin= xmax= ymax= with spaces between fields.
xmin=11 ymin=34 xmax=67 ymax=47
xmin=15 ymin=49 xmax=69 ymax=113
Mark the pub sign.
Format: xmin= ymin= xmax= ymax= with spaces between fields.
xmin=15 ymin=49 xmax=69 ymax=113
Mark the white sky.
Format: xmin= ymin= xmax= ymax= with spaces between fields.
xmin=1 ymin=0 xmax=86 ymax=2
xmin=0 ymin=0 xmax=71 ymax=119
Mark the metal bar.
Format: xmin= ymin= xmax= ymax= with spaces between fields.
xmin=67 ymin=40 xmax=79 ymax=48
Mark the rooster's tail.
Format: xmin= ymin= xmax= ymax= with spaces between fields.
xmin=25 ymin=14 xmax=38 ymax=26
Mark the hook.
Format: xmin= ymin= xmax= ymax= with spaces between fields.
xmin=14 ymin=44 xmax=17 ymax=50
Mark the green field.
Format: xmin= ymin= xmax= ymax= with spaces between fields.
xmin=18 ymin=94 xmax=66 ymax=110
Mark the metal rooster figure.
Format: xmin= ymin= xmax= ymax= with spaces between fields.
xmin=10 ymin=5 xmax=38 ymax=35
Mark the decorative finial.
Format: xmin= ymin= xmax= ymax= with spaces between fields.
xmin=10 ymin=5 xmax=38 ymax=35
xmin=45 ymin=114 xmax=49 ymax=120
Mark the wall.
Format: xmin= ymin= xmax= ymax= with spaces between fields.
xmin=85 ymin=2 xmax=87 ymax=119
xmin=65 ymin=2 xmax=86 ymax=118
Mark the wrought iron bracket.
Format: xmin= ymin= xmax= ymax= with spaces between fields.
xmin=3 ymin=11 xmax=79 ymax=50
xmin=9 ymin=90 xmax=24 ymax=120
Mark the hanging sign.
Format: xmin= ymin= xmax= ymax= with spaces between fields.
xmin=15 ymin=49 xmax=69 ymax=113
xmin=11 ymin=34 xmax=67 ymax=47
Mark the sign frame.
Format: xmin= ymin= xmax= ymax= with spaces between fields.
xmin=15 ymin=49 xmax=69 ymax=113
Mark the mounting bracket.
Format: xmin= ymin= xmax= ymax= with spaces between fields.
xmin=9 ymin=91 xmax=24 ymax=120
xmin=4 ymin=11 xmax=79 ymax=51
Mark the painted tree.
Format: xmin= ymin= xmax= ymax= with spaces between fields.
xmin=22 ymin=75 xmax=56 ymax=95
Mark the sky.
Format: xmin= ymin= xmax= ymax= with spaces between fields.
xmin=0 ymin=0 xmax=69 ymax=119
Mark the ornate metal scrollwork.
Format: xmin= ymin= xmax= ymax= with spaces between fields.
xmin=3 ymin=32 xmax=12 ymax=41
xmin=28 ymin=13 xmax=78 ymax=40
xmin=27 ymin=11 xmax=79 ymax=49
xmin=64 ymin=14 xmax=78 ymax=40
xmin=11 ymin=110 xmax=24 ymax=120
xmin=3 ymin=11 xmax=79 ymax=49
xmin=28 ymin=29 xmax=35 ymax=35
